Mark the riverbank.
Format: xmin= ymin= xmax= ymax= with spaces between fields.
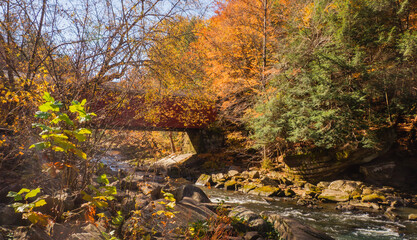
xmin=2 ymin=149 xmax=417 ymax=239
xmin=148 ymin=151 xmax=417 ymax=239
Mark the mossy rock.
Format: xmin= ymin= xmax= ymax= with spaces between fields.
xmin=361 ymin=194 xmax=386 ymax=203
xmin=249 ymin=186 xmax=281 ymax=197
xmin=212 ymin=173 xmax=227 ymax=183
xmin=240 ymin=184 xmax=257 ymax=194
xmin=284 ymin=189 xmax=296 ymax=197
xmin=224 ymin=180 xmax=240 ymax=191
xmin=195 ymin=174 xmax=212 ymax=186
xmin=317 ymin=181 xmax=330 ymax=189
xmin=318 ymin=189 xmax=350 ymax=202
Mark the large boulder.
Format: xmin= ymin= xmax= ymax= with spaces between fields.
xmin=240 ymin=183 xmax=258 ymax=194
xmin=249 ymin=186 xmax=281 ymax=197
xmin=261 ymin=212 xmax=334 ymax=240
xmin=67 ymin=224 xmax=105 ymax=240
xmin=328 ymin=180 xmax=363 ymax=195
xmin=0 ymin=204 xmax=24 ymax=226
xmin=283 ymin=128 xmax=395 ymax=183
xmin=318 ymin=189 xmax=350 ymax=202
xmin=228 ymin=206 xmax=268 ymax=232
xmin=173 ymin=184 xmax=211 ymax=203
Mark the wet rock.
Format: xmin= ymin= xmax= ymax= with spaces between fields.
xmin=212 ymin=173 xmax=227 ymax=183
xmin=68 ymin=224 xmax=106 ymax=240
xmin=241 ymin=171 xmax=250 ymax=179
xmin=174 ymin=184 xmax=211 ymax=203
xmin=317 ymin=181 xmax=330 ymax=189
xmin=0 ymin=204 xmax=24 ymax=226
xmin=228 ymin=170 xmax=240 ymax=178
xmin=151 ymin=153 xmax=194 ymax=175
xmin=304 ymin=183 xmax=321 ymax=197
xmin=349 ymin=201 xmax=380 ymax=210
xmin=304 ymin=183 xmax=317 ymax=192
xmin=13 ymin=226 xmax=53 ymax=240
xmin=195 ymin=174 xmax=213 ymax=186
xmin=328 ymin=180 xmax=363 ymax=195
xmin=261 ymin=212 xmax=334 ymax=240
xmin=260 ymin=177 xmax=279 ymax=187
xmin=249 ymin=186 xmax=281 ymax=197
xmin=244 ymin=231 xmax=261 ymax=240
xmin=284 ymin=188 xmax=296 ymax=197
xmin=361 ymin=187 xmax=374 ymax=195
xmin=267 ymin=171 xmax=292 ymax=185
xmin=120 ymin=176 xmax=142 ymax=191
xmin=359 ymin=162 xmax=396 ymax=185
xmin=297 ymin=199 xmax=308 ymax=206
xmin=240 ymin=184 xmax=258 ymax=194
xmin=384 ymin=207 xmax=398 ymax=221
xmin=408 ymin=214 xmax=417 ymax=221
xmin=336 ymin=203 xmax=356 ymax=211
xmin=248 ymin=171 xmax=260 ymax=179
xmin=119 ymin=192 xmax=149 ymax=212
xmin=229 ymin=206 xmax=268 ymax=232
xmin=318 ymin=189 xmax=350 ymax=202
xmin=361 ymin=194 xmax=386 ymax=203
xmin=140 ymin=182 xmax=162 ymax=200
xmin=282 ymin=130 xmax=395 ymax=182
xmin=224 ymin=180 xmax=239 ymax=191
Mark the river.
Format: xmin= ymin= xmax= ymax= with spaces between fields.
xmin=101 ymin=151 xmax=417 ymax=239
xmin=202 ymin=186 xmax=417 ymax=240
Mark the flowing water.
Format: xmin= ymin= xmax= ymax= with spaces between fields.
xmin=101 ymin=151 xmax=417 ymax=239
xmin=201 ymin=186 xmax=417 ymax=240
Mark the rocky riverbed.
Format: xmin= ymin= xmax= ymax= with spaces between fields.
xmin=2 ymin=151 xmax=417 ymax=239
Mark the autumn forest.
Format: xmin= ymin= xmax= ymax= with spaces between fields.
xmin=1 ymin=0 xmax=417 ymax=239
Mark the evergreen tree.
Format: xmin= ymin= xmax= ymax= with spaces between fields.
xmin=251 ymin=0 xmax=417 ymax=151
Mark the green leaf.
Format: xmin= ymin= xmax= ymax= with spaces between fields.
xmin=7 ymin=191 xmax=22 ymax=201
xmin=71 ymin=148 xmax=87 ymax=159
xmin=29 ymin=142 xmax=51 ymax=150
xmin=34 ymin=111 xmax=51 ymax=119
xmin=57 ymin=114 xmax=74 ymax=126
xmin=42 ymin=133 xmax=68 ymax=140
xmin=39 ymin=102 xmax=62 ymax=112
xmin=53 ymin=138 xmax=76 ymax=151
xmin=81 ymin=191 xmax=93 ymax=202
xmin=77 ymin=128 xmax=92 ymax=135
xmin=42 ymin=92 xmax=54 ymax=102
xmin=93 ymin=199 xmax=108 ymax=209
xmin=111 ymin=211 xmax=124 ymax=225
xmin=63 ymin=130 xmax=86 ymax=142
xmin=103 ymin=186 xmax=117 ymax=196
xmin=88 ymin=185 xmax=100 ymax=194
xmin=25 ymin=188 xmax=41 ymax=200
xmin=32 ymin=123 xmax=51 ymax=131
xmin=97 ymin=174 xmax=109 ymax=185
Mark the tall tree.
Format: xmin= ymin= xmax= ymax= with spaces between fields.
xmin=251 ymin=0 xmax=417 ymax=152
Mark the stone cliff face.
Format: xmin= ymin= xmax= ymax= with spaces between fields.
xmin=283 ymin=128 xmax=396 ymax=183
